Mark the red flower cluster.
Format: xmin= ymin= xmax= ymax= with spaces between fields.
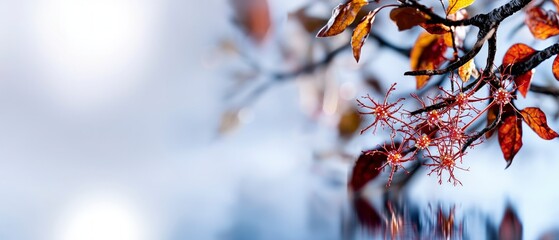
xmin=359 ymin=75 xmax=517 ymax=186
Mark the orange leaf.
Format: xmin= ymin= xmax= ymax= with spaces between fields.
xmin=410 ymin=32 xmax=448 ymax=89
xmin=502 ymin=43 xmax=537 ymax=97
xmin=351 ymin=10 xmax=377 ymax=62
xmin=317 ymin=0 xmax=369 ymax=37
xmin=498 ymin=114 xmax=523 ymax=167
xmin=515 ymin=71 xmax=534 ymax=98
xmin=447 ymin=0 xmax=475 ymax=15
xmin=458 ymin=59 xmax=476 ymax=82
xmin=520 ymin=107 xmax=559 ymax=140
xmin=553 ymin=55 xmax=559 ymax=81
xmin=419 ymin=23 xmax=451 ymax=34
xmin=525 ymin=7 xmax=559 ymax=40
xmin=389 ymin=7 xmax=430 ymax=31
xmin=230 ymin=0 xmax=271 ymax=43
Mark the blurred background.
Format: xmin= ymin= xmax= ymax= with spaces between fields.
xmin=1 ymin=0 xmax=559 ymax=239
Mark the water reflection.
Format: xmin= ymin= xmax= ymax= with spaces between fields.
xmin=345 ymin=193 xmax=531 ymax=239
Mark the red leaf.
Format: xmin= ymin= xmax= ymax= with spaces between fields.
xmin=410 ymin=32 xmax=448 ymax=89
xmin=525 ymin=7 xmax=559 ymax=40
xmin=351 ymin=10 xmax=377 ymax=62
xmin=317 ymin=0 xmax=369 ymax=37
xmin=499 ymin=207 xmax=522 ymax=240
xmin=349 ymin=146 xmax=391 ymax=192
xmin=487 ymin=104 xmax=515 ymax=139
xmin=520 ymin=107 xmax=559 ymax=140
xmin=553 ymin=55 xmax=559 ymax=81
xmin=502 ymin=43 xmax=537 ymax=97
xmin=498 ymin=114 xmax=523 ymax=167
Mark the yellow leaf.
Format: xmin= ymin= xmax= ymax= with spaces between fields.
xmin=338 ymin=107 xmax=362 ymax=138
xmin=458 ymin=59 xmax=475 ymax=82
xmin=351 ymin=10 xmax=377 ymax=62
xmin=317 ymin=0 xmax=369 ymax=37
xmin=447 ymin=0 xmax=475 ymax=15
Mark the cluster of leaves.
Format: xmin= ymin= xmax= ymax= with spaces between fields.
xmin=317 ymin=0 xmax=559 ymax=187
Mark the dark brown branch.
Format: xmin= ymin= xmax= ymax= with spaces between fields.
xmin=403 ymin=0 xmax=533 ymax=77
xmin=273 ymin=44 xmax=349 ymax=80
xmin=370 ymin=32 xmax=411 ymax=57
xmin=485 ymin=0 xmax=532 ymax=24
xmin=461 ymin=110 xmax=501 ymax=152
xmin=530 ymin=83 xmax=559 ymax=96
xmin=410 ymin=98 xmax=454 ymax=115
xmin=462 ymin=29 xmax=498 ymax=93
xmin=507 ymin=43 xmax=559 ymax=76
xmin=273 ymin=33 xmax=410 ymax=80
xmin=404 ymin=27 xmax=496 ymax=77
xmin=401 ymin=0 xmax=469 ymax=26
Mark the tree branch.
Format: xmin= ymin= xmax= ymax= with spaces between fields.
xmin=404 ymin=28 xmax=495 ymax=77
xmin=530 ymin=83 xmax=559 ymax=97
xmin=507 ymin=43 xmax=559 ymax=76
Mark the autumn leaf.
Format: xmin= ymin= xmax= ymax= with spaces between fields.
xmin=349 ymin=146 xmax=392 ymax=192
xmin=458 ymin=59 xmax=476 ymax=82
xmin=525 ymin=7 xmax=559 ymax=40
xmin=499 ymin=207 xmax=523 ymax=240
xmin=230 ymin=0 xmax=271 ymax=43
xmin=447 ymin=0 xmax=475 ymax=15
xmin=487 ymin=104 xmax=515 ymax=139
xmin=410 ymin=32 xmax=448 ymax=89
xmin=520 ymin=107 xmax=559 ymax=140
xmin=338 ymin=107 xmax=362 ymax=138
xmin=502 ymin=43 xmax=537 ymax=97
xmin=498 ymin=114 xmax=522 ymax=167
xmin=351 ymin=10 xmax=377 ymax=62
xmin=553 ymin=55 xmax=559 ymax=81
xmin=317 ymin=0 xmax=369 ymax=37
xmin=420 ymin=23 xmax=451 ymax=34
xmin=289 ymin=7 xmax=329 ymax=34
xmin=389 ymin=7 xmax=430 ymax=31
